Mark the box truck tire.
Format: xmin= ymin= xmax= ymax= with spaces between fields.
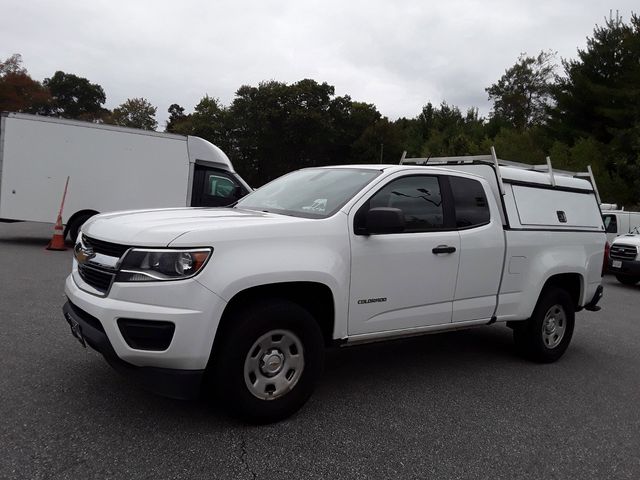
xmin=66 ymin=211 xmax=97 ymax=242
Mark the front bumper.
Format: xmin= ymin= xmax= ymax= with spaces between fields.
xmin=64 ymin=272 xmax=228 ymax=370
xmin=63 ymin=301 xmax=203 ymax=399
xmin=608 ymin=257 xmax=640 ymax=276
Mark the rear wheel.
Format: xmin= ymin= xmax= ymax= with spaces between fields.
xmin=615 ymin=275 xmax=640 ymax=286
xmin=212 ymin=299 xmax=324 ymax=424
xmin=513 ymin=288 xmax=575 ymax=363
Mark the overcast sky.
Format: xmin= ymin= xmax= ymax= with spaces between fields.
xmin=2 ymin=0 xmax=637 ymax=128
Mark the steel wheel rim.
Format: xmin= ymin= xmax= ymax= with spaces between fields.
xmin=244 ymin=329 xmax=305 ymax=400
xmin=541 ymin=304 xmax=566 ymax=349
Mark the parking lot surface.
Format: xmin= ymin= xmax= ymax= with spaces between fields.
xmin=1 ymin=222 xmax=639 ymax=479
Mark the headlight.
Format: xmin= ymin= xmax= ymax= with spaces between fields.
xmin=115 ymin=248 xmax=212 ymax=282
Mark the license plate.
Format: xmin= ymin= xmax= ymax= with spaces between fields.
xmin=65 ymin=312 xmax=86 ymax=348
xmin=612 ymin=260 xmax=622 ymax=269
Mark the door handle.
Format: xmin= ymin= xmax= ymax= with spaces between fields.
xmin=432 ymin=245 xmax=456 ymax=254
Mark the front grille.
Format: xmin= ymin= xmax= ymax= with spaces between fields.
xmin=610 ymin=244 xmax=638 ymax=261
xmin=83 ymin=235 xmax=130 ymax=258
xmin=78 ymin=264 xmax=115 ymax=293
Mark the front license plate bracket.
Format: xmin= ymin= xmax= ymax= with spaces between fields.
xmin=65 ymin=312 xmax=86 ymax=348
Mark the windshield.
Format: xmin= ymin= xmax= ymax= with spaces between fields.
xmin=235 ymin=168 xmax=381 ymax=218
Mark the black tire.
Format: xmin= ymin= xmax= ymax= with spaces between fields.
xmin=212 ymin=299 xmax=325 ymax=424
xmin=615 ymin=275 xmax=640 ymax=286
xmin=513 ymin=288 xmax=575 ymax=363
xmin=66 ymin=213 xmax=95 ymax=242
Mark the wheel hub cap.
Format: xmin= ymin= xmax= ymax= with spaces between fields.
xmin=542 ymin=305 xmax=566 ymax=349
xmin=260 ymin=349 xmax=285 ymax=376
xmin=244 ymin=329 xmax=305 ymax=400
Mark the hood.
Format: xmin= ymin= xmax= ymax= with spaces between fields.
xmin=81 ymin=207 xmax=307 ymax=246
xmin=612 ymin=234 xmax=640 ymax=248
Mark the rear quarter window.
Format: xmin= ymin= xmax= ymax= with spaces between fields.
xmin=450 ymin=176 xmax=490 ymax=228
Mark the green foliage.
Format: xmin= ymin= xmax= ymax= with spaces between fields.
xmin=165 ymin=103 xmax=187 ymax=133
xmin=550 ymin=14 xmax=640 ymax=145
xmin=487 ymin=127 xmax=549 ymax=164
xmin=43 ymin=71 xmax=107 ymax=121
xmin=0 ymin=54 xmax=51 ymax=113
xmin=486 ymin=51 xmax=556 ymax=130
xmin=351 ymin=117 xmax=404 ymax=164
xmin=109 ymin=97 xmax=158 ymax=130
xmin=417 ymin=102 xmax=486 ymax=157
xmin=224 ymin=79 xmax=388 ymax=185
xmin=548 ymin=13 xmax=640 ymax=204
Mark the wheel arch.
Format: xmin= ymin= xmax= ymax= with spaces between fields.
xmin=211 ymin=281 xmax=336 ymax=358
xmin=540 ymin=272 xmax=583 ymax=310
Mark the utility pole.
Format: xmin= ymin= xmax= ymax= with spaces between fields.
xmin=379 ymin=143 xmax=384 ymax=163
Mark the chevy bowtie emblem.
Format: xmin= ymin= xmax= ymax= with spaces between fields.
xmin=74 ymin=242 xmax=95 ymax=264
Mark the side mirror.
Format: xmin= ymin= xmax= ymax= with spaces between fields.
xmin=365 ymin=207 xmax=405 ymax=234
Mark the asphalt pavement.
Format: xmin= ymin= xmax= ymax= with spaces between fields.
xmin=1 ymin=222 xmax=639 ymax=479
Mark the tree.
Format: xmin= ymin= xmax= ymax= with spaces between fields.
xmin=550 ymin=14 xmax=640 ymax=146
xmin=417 ymin=102 xmax=487 ymax=157
xmin=165 ymin=103 xmax=188 ymax=133
xmin=351 ymin=117 xmax=404 ymax=163
xmin=0 ymin=54 xmax=51 ymax=113
xmin=486 ymin=51 xmax=556 ymax=130
xmin=43 ymin=71 xmax=106 ymax=120
xmin=229 ymin=79 xmax=340 ymax=184
xmin=548 ymin=13 xmax=640 ymax=204
xmin=109 ymin=97 xmax=158 ymax=130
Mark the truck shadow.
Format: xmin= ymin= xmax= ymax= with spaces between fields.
xmin=60 ymin=325 xmax=520 ymax=428
xmin=323 ymin=325 xmax=517 ymax=379
xmin=0 ymin=236 xmax=55 ymax=247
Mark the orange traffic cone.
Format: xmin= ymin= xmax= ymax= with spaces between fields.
xmin=46 ymin=213 xmax=67 ymax=251
xmin=46 ymin=176 xmax=70 ymax=251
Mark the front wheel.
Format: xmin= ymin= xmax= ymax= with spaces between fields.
xmin=615 ymin=275 xmax=640 ymax=286
xmin=513 ymin=288 xmax=575 ymax=363
xmin=212 ymin=299 xmax=325 ymax=424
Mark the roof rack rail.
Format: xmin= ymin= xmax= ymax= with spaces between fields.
xmin=400 ymin=147 xmax=601 ymax=203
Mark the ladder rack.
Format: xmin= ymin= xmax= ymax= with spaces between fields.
xmin=400 ymin=148 xmax=601 ymax=203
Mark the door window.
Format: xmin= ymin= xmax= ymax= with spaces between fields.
xmin=207 ymin=174 xmax=237 ymax=199
xmin=603 ymin=214 xmax=617 ymax=233
xmin=365 ymin=176 xmax=444 ymax=232
xmin=192 ymin=166 xmax=245 ymax=207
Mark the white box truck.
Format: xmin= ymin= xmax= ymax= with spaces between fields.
xmin=600 ymin=204 xmax=640 ymax=244
xmin=0 ymin=112 xmax=250 ymax=240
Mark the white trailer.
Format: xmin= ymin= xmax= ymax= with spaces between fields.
xmin=0 ymin=112 xmax=250 ymax=240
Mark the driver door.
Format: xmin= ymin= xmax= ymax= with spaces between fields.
xmin=348 ymin=174 xmax=460 ymax=336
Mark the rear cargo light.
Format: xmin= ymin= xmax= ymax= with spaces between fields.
xmin=602 ymin=241 xmax=610 ymax=276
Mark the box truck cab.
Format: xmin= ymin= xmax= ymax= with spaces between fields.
xmin=0 ymin=112 xmax=250 ymax=240
xmin=601 ymin=205 xmax=640 ymax=244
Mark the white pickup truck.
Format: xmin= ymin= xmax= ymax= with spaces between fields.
xmin=607 ymin=228 xmax=640 ymax=285
xmin=62 ymin=155 xmax=606 ymax=423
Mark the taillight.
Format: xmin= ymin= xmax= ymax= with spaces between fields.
xmin=602 ymin=241 xmax=610 ymax=276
